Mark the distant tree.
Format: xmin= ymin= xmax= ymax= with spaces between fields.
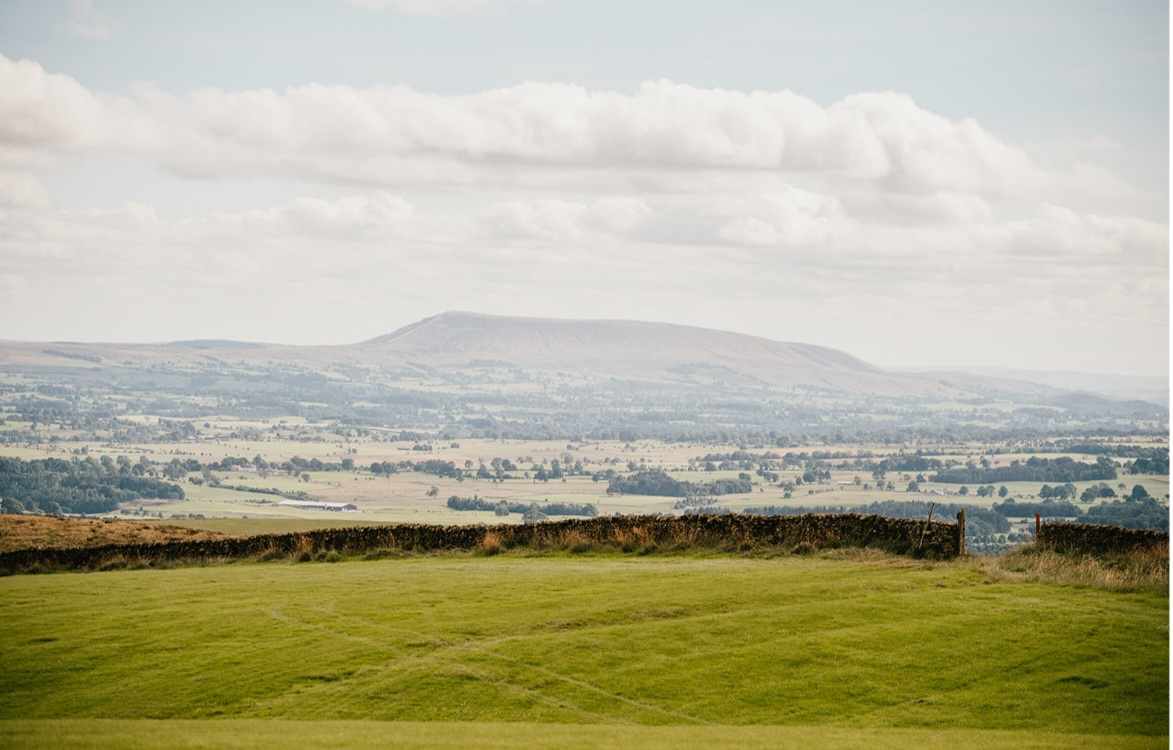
xmin=1130 ymin=484 xmax=1152 ymax=501
xmin=998 ymin=485 xmax=1009 ymax=498
xmin=1080 ymin=483 xmax=1116 ymax=502
xmin=163 ymin=459 xmax=186 ymax=480
xmin=522 ymin=504 xmax=548 ymax=524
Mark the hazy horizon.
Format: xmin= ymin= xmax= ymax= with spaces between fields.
xmin=0 ymin=0 xmax=1167 ymax=377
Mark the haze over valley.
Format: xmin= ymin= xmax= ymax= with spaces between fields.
xmin=1 ymin=311 xmax=1164 ymax=442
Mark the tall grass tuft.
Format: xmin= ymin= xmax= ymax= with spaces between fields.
xmin=976 ymin=543 xmax=1168 ymax=593
xmin=478 ymin=531 xmax=503 ymax=556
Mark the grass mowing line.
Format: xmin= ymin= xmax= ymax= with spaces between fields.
xmin=474 ymin=646 xmax=711 ymax=726
xmin=269 ymin=599 xmax=711 ymax=726
xmin=264 ymin=603 xmax=623 ymax=723
xmin=259 ymin=569 xmax=1004 ymax=726
xmin=283 ymin=559 xmax=962 ymax=644
xmin=188 ymin=559 xmax=1167 ymax=729
xmin=429 ymin=661 xmax=617 ymax=724
xmin=839 ymin=624 xmax=1094 ymax=726
xmin=256 ymin=567 xmax=1082 ymax=728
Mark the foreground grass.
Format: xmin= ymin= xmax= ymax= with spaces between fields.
xmin=0 ymin=720 xmax=1164 ymax=749
xmin=0 ymin=553 xmax=1166 ymax=747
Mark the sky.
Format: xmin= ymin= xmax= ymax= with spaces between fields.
xmin=0 ymin=0 xmax=1168 ymax=376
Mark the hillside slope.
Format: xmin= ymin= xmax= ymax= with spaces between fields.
xmin=351 ymin=312 xmax=947 ymax=395
xmin=0 ymin=312 xmax=1163 ymax=409
xmin=0 ymin=312 xmax=956 ymax=398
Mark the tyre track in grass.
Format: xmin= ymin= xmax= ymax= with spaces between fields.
xmin=264 ymin=602 xmax=707 ymax=724
xmin=265 ymin=604 xmax=614 ymax=722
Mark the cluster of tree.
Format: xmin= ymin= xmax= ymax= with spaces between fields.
xmin=799 ymin=465 xmax=833 ymax=484
xmin=606 ymin=470 xmax=753 ymax=497
xmin=532 ymin=460 xmax=580 ymax=481
xmin=1127 ymin=451 xmax=1169 ymax=475
xmin=1032 ymin=441 xmax=1165 ymax=459
xmin=0 ymin=456 xmax=184 ymax=515
xmin=370 ymin=459 xmax=462 ymax=479
xmin=932 ymin=456 xmax=1116 ymax=484
xmin=368 ymin=461 xmax=399 ymax=476
xmin=847 ymin=455 xmax=945 ymax=474
xmin=995 ymin=485 xmax=1162 ymax=529
xmin=1079 ymin=483 xmax=1117 ymax=502
xmin=696 ymin=451 xmax=783 ymax=462
xmin=1038 ymin=483 xmax=1078 ymax=500
xmin=470 ymin=457 xmax=521 ymax=480
xmin=672 ymin=494 xmax=720 ymax=510
xmin=992 ymin=499 xmax=1081 ymax=518
xmin=160 ymin=455 xmax=358 ymax=478
xmin=1030 ymin=443 xmax=1171 ymax=476
xmin=1081 ymin=494 xmax=1167 ymax=529
xmin=445 ymin=495 xmax=597 ymax=517
xmin=207 ymin=484 xmax=315 ymax=502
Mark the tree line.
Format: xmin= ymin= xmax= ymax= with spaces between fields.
xmin=445 ymin=495 xmax=598 ymax=517
xmin=932 ymin=456 xmax=1116 ymax=484
xmin=606 ymin=470 xmax=753 ymax=497
xmin=0 ymin=456 xmax=184 ymax=515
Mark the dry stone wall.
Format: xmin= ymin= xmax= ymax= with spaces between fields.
xmin=0 ymin=513 xmax=962 ymax=574
xmin=1037 ymin=522 xmax=1168 ymax=555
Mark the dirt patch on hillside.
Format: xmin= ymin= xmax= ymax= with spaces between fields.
xmin=0 ymin=515 xmax=225 ymax=552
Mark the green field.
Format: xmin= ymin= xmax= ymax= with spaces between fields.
xmin=0 ymin=554 xmax=1167 ymax=748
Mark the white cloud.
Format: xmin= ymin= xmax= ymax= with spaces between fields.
xmin=0 ymin=54 xmax=1165 ymax=372
xmin=0 ymin=56 xmax=1052 ymax=200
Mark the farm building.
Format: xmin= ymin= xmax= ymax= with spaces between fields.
xmin=276 ymin=499 xmax=359 ymax=512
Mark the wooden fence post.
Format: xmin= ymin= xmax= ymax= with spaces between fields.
xmin=956 ymin=509 xmax=966 ymax=556
xmin=1035 ymin=512 xmax=1041 ymax=539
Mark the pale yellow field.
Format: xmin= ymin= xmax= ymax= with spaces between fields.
xmin=2 ymin=416 xmax=1166 ymax=525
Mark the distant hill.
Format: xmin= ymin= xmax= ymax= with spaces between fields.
xmin=351 ymin=312 xmax=950 ymax=396
xmin=0 ymin=311 xmax=1164 ymax=410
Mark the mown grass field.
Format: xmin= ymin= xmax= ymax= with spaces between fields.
xmin=0 ymin=552 xmax=1167 ymax=748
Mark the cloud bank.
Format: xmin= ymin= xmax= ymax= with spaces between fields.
xmin=0 ymin=54 xmax=1165 ymax=373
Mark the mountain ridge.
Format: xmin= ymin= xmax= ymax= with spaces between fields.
xmin=0 ymin=311 xmax=1164 ymax=407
